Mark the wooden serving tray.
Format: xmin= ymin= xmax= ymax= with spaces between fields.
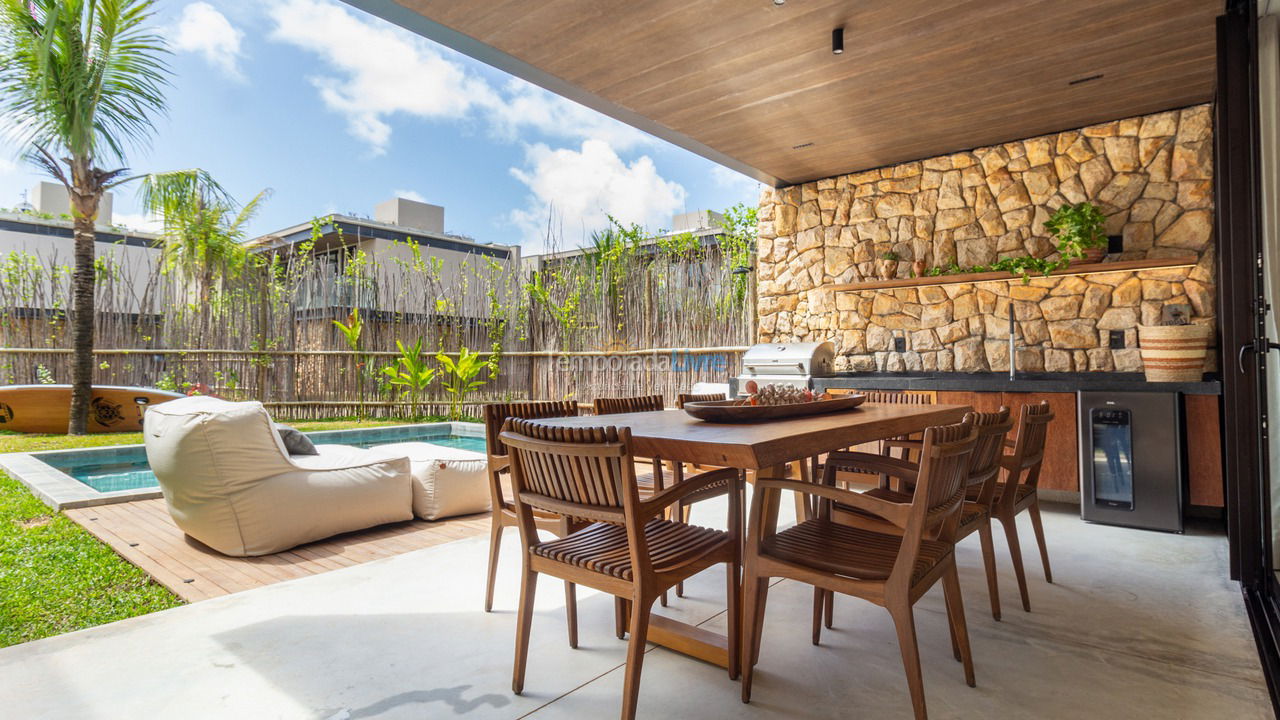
xmin=682 ymin=394 xmax=866 ymax=423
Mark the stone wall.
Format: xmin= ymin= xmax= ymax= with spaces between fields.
xmin=755 ymin=104 xmax=1216 ymax=373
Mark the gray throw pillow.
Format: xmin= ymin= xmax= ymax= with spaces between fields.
xmin=275 ymin=423 xmax=318 ymax=456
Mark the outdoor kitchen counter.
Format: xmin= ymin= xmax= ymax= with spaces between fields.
xmin=811 ymin=372 xmax=1221 ymax=395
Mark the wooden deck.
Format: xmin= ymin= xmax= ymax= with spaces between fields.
xmin=65 ymin=499 xmax=490 ymax=603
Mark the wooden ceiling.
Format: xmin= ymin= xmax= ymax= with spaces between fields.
xmin=350 ymin=0 xmax=1221 ymax=187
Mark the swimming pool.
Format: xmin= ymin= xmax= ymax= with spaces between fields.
xmin=0 ymin=422 xmax=486 ymax=508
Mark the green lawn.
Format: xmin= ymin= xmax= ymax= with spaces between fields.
xmin=0 ymin=417 xmax=420 ymax=648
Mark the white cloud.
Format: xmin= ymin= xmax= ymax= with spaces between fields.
xmin=490 ymin=80 xmax=652 ymax=152
xmin=509 ymin=140 xmax=686 ymax=250
xmin=711 ymin=164 xmax=764 ymax=202
xmin=111 ymin=211 xmax=164 ymax=234
xmin=269 ymin=0 xmax=498 ymax=154
xmin=173 ymin=3 xmax=245 ymax=78
xmin=267 ymin=0 xmax=655 ymax=155
xmin=392 ymin=189 xmax=427 ymax=203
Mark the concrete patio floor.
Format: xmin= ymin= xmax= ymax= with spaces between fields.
xmin=0 ymin=500 xmax=1268 ymax=719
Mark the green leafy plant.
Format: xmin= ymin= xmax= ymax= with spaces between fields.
xmin=436 ymin=346 xmax=492 ymax=421
xmin=0 ymin=0 xmax=172 ymax=433
xmin=333 ymin=308 xmax=366 ymax=418
xmin=1044 ymin=202 xmax=1107 ymax=261
xmin=881 ymin=250 xmax=900 ymax=261
xmin=380 ymin=338 xmax=436 ymax=413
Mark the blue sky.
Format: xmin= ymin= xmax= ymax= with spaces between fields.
xmin=0 ymin=0 xmax=761 ymax=250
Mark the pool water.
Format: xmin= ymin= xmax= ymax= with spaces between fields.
xmin=35 ymin=426 xmax=486 ymax=494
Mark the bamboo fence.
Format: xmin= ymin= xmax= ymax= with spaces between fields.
xmin=0 ymin=234 xmax=753 ymax=419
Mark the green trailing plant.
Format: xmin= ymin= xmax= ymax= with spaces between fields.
xmin=1044 ymin=201 xmax=1107 ymax=261
xmin=881 ymin=250 xmax=900 ymax=261
xmin=332 ymin=308 xmax=366 ymax=417
xmin=436 ymin=346 xmax=493 ymax=421
xmin=0 ymin=0 xmax=172 ymax=433
xmin=380 ymin=338 xmax=436 ymax=414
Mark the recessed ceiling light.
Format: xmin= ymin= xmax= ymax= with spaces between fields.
xmin=832 ymin=27 xmax=844 ymax=55
xmin=773 ymin=0 xmax=785 ymax=5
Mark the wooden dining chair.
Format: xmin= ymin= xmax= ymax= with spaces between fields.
xmin=502 ymin=418 xmax=741 ymax=720
xmin=482 ymin=400 xmax=583 ymax=646
xmin=817 ymin=408 xmax=1014 ymax=629
xmin=676 ymin=392 xmax=725 ymax=408
xmin=741 ymin=419 xmax=978 ymax=720
xmin=594 ymin=394 xmax=674 ymax=495
xmin=991 ymin=401 xmax=1055 ymax=613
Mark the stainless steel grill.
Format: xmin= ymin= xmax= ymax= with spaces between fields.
xmin=735 ymin=341 xmax=835 ymax=395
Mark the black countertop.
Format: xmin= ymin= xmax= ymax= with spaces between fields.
xmin=810 ymin=372 xmax=1220 ymax=395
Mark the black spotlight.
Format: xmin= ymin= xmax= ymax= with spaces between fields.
xmin=832 ymin=27 xmax=844 ymax=55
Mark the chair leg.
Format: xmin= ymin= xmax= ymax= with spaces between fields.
xmin=943 ymin=585 xmax=961 ymax=662
xmin=977 ymin=522 xmax=1002 ymax=621
xmin=887 ymin=601 xmax=928 ymax=720
xmin=824 ymin=589 xmax=834 ymax=629
xmin=512 ymin=567 xmax=538 ymax=694
xmin=999 ymin=513 xmax=1032 ymax=612
xmin=1028 ymin=500 xmax=1053 ymax=583
xmin=485 ymin=517 xmax=503 ymax=612
xmin=564 ymin=581 xmax=578 ymax=649
xmin=674 ymin=502 xmax=688 ymax=598
xmin=614 ymin=597 xmax=626 ymax=640
xmin=811 ymin=586 xmax=824 ymax=645
xmin=740 ymin=573 xmax=768 ymax=703
xmin=942 ymin=563 xmax=976 ymax=687
xmin=726 ymin=559 xmax=741 ymax=681
xmin=620 ymin=597 xmax=654 ymax=720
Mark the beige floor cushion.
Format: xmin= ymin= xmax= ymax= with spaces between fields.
xmin=375 ymin=442 xmax=491 ymax=521
xmin=144 ymin=397 xmax=413 ymax=556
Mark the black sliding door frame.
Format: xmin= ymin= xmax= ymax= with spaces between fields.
xmin=1218 ymin=1 xmax=1280 ymax=714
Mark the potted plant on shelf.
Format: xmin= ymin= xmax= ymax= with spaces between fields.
xmin=1044 ymin=201 xmax=1108 ymax=264
xmin=1137 ymin=304 xmax=1211 ymax=382
xmin=877 ymin=250 xmax=900 ymax=280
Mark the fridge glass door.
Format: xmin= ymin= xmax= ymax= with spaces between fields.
xmin=1091 ymin=408 xmax=1134 ymax=511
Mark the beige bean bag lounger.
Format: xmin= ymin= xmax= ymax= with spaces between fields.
xmin=144 ymin=396 xmax=413 ymax=557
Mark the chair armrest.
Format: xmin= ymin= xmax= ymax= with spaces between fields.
xmin=823 ymin=451 xmax=919 ymax=481
xmin=755 ymin=477 xmax=911 ymax=529
xmin=883 ymin=439 xmax=923 ymax=452
xmin=641 ymin=467 xmax=736 ymax=517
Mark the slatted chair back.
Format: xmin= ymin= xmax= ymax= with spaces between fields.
xmin=965 ymin=408 xmax=1015 ymax=507
xmin=594 ymin=394 xmax=665 ymax=415
xmin=482 ymin=401 xmax=579 ymax=508
xmin=1007 ymin=401 xmax=1055 ymax=483
xmin=893 ymin=420 xmax=978 ymax=578
xmin=676 ymin=392 xmax=725 ymax=409
xmin=861 ymin=390 xmax=935 ymax=406
xmin=483 ymin=400 xmax=579 ymax=457
xmin=501 ymin=418 xmax=640 ymax=527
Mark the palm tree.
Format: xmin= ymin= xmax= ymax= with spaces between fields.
xmin=0 ymin=0 xmax=170 ymax=433
xmin=139 ymin=169 xmax=270 ymax=305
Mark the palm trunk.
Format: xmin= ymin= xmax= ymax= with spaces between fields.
xmin=68 ymin=212 xmax=97 ymax=434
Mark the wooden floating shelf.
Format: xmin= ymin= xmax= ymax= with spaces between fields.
xmin=827 ymin=256 xmax=1200 ymax=293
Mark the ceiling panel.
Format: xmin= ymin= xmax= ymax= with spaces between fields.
xmin=350 ymin=0 xmax=1220 ymax=186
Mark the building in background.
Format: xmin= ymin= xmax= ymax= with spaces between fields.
xmin=0 ymin=183 xmax=162 ymax=314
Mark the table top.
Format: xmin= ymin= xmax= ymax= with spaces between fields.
xmin=534 ymin=403 xmax=970 ymax=469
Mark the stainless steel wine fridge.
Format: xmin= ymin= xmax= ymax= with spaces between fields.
xmin=1077 ymin=391 xmax=1184 ymax=533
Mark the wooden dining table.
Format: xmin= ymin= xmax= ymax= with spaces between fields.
xmin=535 ymin=401 xmax=971 ymax=669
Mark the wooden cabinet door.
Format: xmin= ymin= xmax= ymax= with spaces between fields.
xmin=1185 ymin=394 xmax=1225 ymax=507
xmin=936 ymin=391 xmax=1004 ymax=413
xmin=1001 ymin=391 xmax=1079 ymax=493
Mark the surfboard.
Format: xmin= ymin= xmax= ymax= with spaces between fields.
xmin=0 ymin=385 xmax=186 ymax=434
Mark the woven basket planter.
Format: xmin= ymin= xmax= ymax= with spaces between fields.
xmin=1137 ymin=324 xmax=1211 ymax=382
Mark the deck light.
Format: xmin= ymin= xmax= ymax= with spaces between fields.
xmin=832 ymin=27 xmax=844 ymax=54
xmin=773 ymin=0 xmax=785 ymax=5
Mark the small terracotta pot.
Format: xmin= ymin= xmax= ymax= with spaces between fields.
xmin=912 ymin=260 xmax=928 ymax=277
